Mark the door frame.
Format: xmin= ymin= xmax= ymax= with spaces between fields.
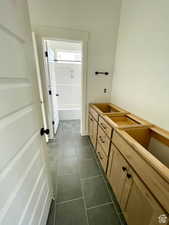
xmin=33 ymin=26 xmax=89 ymax=136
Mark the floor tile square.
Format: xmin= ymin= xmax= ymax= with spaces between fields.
xmin=79 ymin=159 xmax=101 ymax=178
xmin=55 ymin=199 xmax=88 ymax=225
xmin=83 ymin=176 xmax=111 ymax=208
xmin=56 ymin=174 xmax=82 ymax=202
xmin=87 ymin=203 xmax=121 ymax=225
xmin=62 ymin=145 xmax=77 ymax=158
xmin=57 ymin=157 xmax=79 ymax=176
xmin=76 ymin=145 xmax=94 ymax=159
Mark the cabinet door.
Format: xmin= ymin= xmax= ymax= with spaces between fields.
xmin=88 ymin=114 xmax=97 ymax=149
xmin=88 ymin=114 xmax=93 ymax=143
xmin=107 ymin=145 xmax=129 ymax=203
xmin=122 ymin=169 xmax=169 ymax=225
xmin=92 ymin=119 xmax=98 ymax=148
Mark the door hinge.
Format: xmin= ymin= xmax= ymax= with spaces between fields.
xmin=49 ymin=90 xmax=52 ymax=95
xmin=52 ymin=121 xmax=55 ymax=125
xmin=45 ymin=51 xmax=48 ymax=57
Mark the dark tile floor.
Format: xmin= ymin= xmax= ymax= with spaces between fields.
xmin=47 ymin=120 xmax=127 ymax=225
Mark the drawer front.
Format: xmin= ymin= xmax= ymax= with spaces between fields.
xmin=112 ymin=131 xmax=169 ymax=213
xmin=90 ymin=107 xmax=99 ymax=122
xmin=99 ymin=116 xmax=112 ymax=138
xmin=98 ymin=126 xmax=110 ymax=156
xmin=96 ymin=141 xmax=108 ymax=172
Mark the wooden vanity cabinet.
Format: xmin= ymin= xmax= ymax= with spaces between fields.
xmin=107 ymin=143 xmax=168 ymax=225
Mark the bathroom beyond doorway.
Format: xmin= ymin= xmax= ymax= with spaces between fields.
xmin=44 ymin=40 xmax=83 ymax=137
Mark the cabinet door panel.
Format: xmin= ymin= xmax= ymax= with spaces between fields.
xmin=107 ymin=144 xmax=116 ymax=177
xmin=92 ymin=119 xmax=98 ymax=148
xmin=98 ymin=126 xmax=110 ymax=156
xmin=96 ymin=141 xmax=107 ymax=172
xmin=123 ymin=170 xmax=168 ymax=225
xmin=88 ymin=114 xmax=97 ymax=149
xmin=108 ymin=146 xmax=129 ymax=203
xmin=88 ymin=114 xmax=93 ymax=143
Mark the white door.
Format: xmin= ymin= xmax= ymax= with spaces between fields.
xmin=32 ymin=32 xmax=49 ymax=142
xmin=48 ymin=61 xmax=60 ymax=134
xmin=0 ymin=1 xmax=52 ymax=225
xmin=45 ymin=41 xmax=59 ymax=135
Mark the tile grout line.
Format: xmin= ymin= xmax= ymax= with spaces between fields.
xmin=87 ymin=201 xmax=113 ymax=210
xmin=89 ymin=141 xmax=126 ymax=225
xmin=55 ymin=197 xmax=83 ymax=205
xmin=81 ymin=179 xmax=90 ymax=225
xmin=80 ymin=174 xmax=103 ymax=181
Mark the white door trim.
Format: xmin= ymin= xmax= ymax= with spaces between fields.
xmin=33 ymin=26 xmax=89 ymax=136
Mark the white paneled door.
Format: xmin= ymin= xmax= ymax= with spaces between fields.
xmin=0 ymin=1 xmax=52 ymax=225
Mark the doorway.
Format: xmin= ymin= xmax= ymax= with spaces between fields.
xmin=44 ymin=39 xmax=83 ymax=138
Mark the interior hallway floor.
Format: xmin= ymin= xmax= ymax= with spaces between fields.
xmin=46 ymin=120 xmax=127 ymax=225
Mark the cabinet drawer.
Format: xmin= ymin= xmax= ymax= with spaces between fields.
xmin=98 ymin=126 xmax=110 ymax=156
xmin=112 ymin=130 xmax=169 ymax=213
xmin=89 ymin=107 xmax=98 ymax=121
xmin=96 ymin=141 xmax=108 ymax=172
xmin=99 ymin=116 xmax=112 ymax=138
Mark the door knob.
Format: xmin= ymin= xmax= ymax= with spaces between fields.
xmin=56 ymin=94 xmax=59 ymax=96
xmin=40 ymin=128 xmax=50 ymax=136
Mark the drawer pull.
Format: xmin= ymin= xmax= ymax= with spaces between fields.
xmin=98 ymin=152 xmax=103 ymax=160
xmin=127 ymin=173 xmax=132 ymax=179
xmin=122 ymin=166 xmax=127 ymax=171
xmin=101 ymin=123 xmax=106 ymax=130
xmin=99 ymin=136 xmax=105 ymax=143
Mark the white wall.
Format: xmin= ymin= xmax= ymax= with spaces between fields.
xmin=111 ymin=0 xmax=169 ymax=130
xmin=50 ymin=63 xmax=81 ymax=109
xmin=27 ymin=0 xmax=121 ymax=103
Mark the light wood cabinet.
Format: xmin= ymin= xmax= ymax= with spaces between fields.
xmin=97 ymin=126 xmax=110 ymax=156
xmin=121 ymin=168 xmax=168 ymax=225
xmin=107 ymin=144 xmax=168 ymax=225
xmin=88 ymin=113 xmax=98 ymax=148
xmin=99 ymin=116 xmax=112 ymax=138
xmin=89 ymin=103 xmax=169 ymax=225
xmin=96 ymin=141 xmax=108 ymax=172
xmin=107 ymin=144 xmax=130 ymax=203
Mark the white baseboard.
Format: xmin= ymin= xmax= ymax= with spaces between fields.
xmin=81 ymin=130 xmax=88 ymax=136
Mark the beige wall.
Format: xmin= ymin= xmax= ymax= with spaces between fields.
xmin=28 ymin=0 xmax=121 ymax=103
xmin=111 ymin=0 xmax=169 ymax=130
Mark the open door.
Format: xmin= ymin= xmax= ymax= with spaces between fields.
xmin=0 ymin=1 xmax=53 ymax=225
xmin=44 ymin=41 xmax=59 ymax=136
xmin=32 ymin=32 xmax=49 ymax=142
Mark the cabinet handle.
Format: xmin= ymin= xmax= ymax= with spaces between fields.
xmin=101 ymin=123 xmax=106 ymax=130
xmin=127 ymin=173 xmax=132 ymax=179
xmin=99 ymin=136 xmax=105 ymax=143
xmin=122 ymin=166 xmax=127 ymax=171
xmin=98 ymin=152 xmax=103 ymax=160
